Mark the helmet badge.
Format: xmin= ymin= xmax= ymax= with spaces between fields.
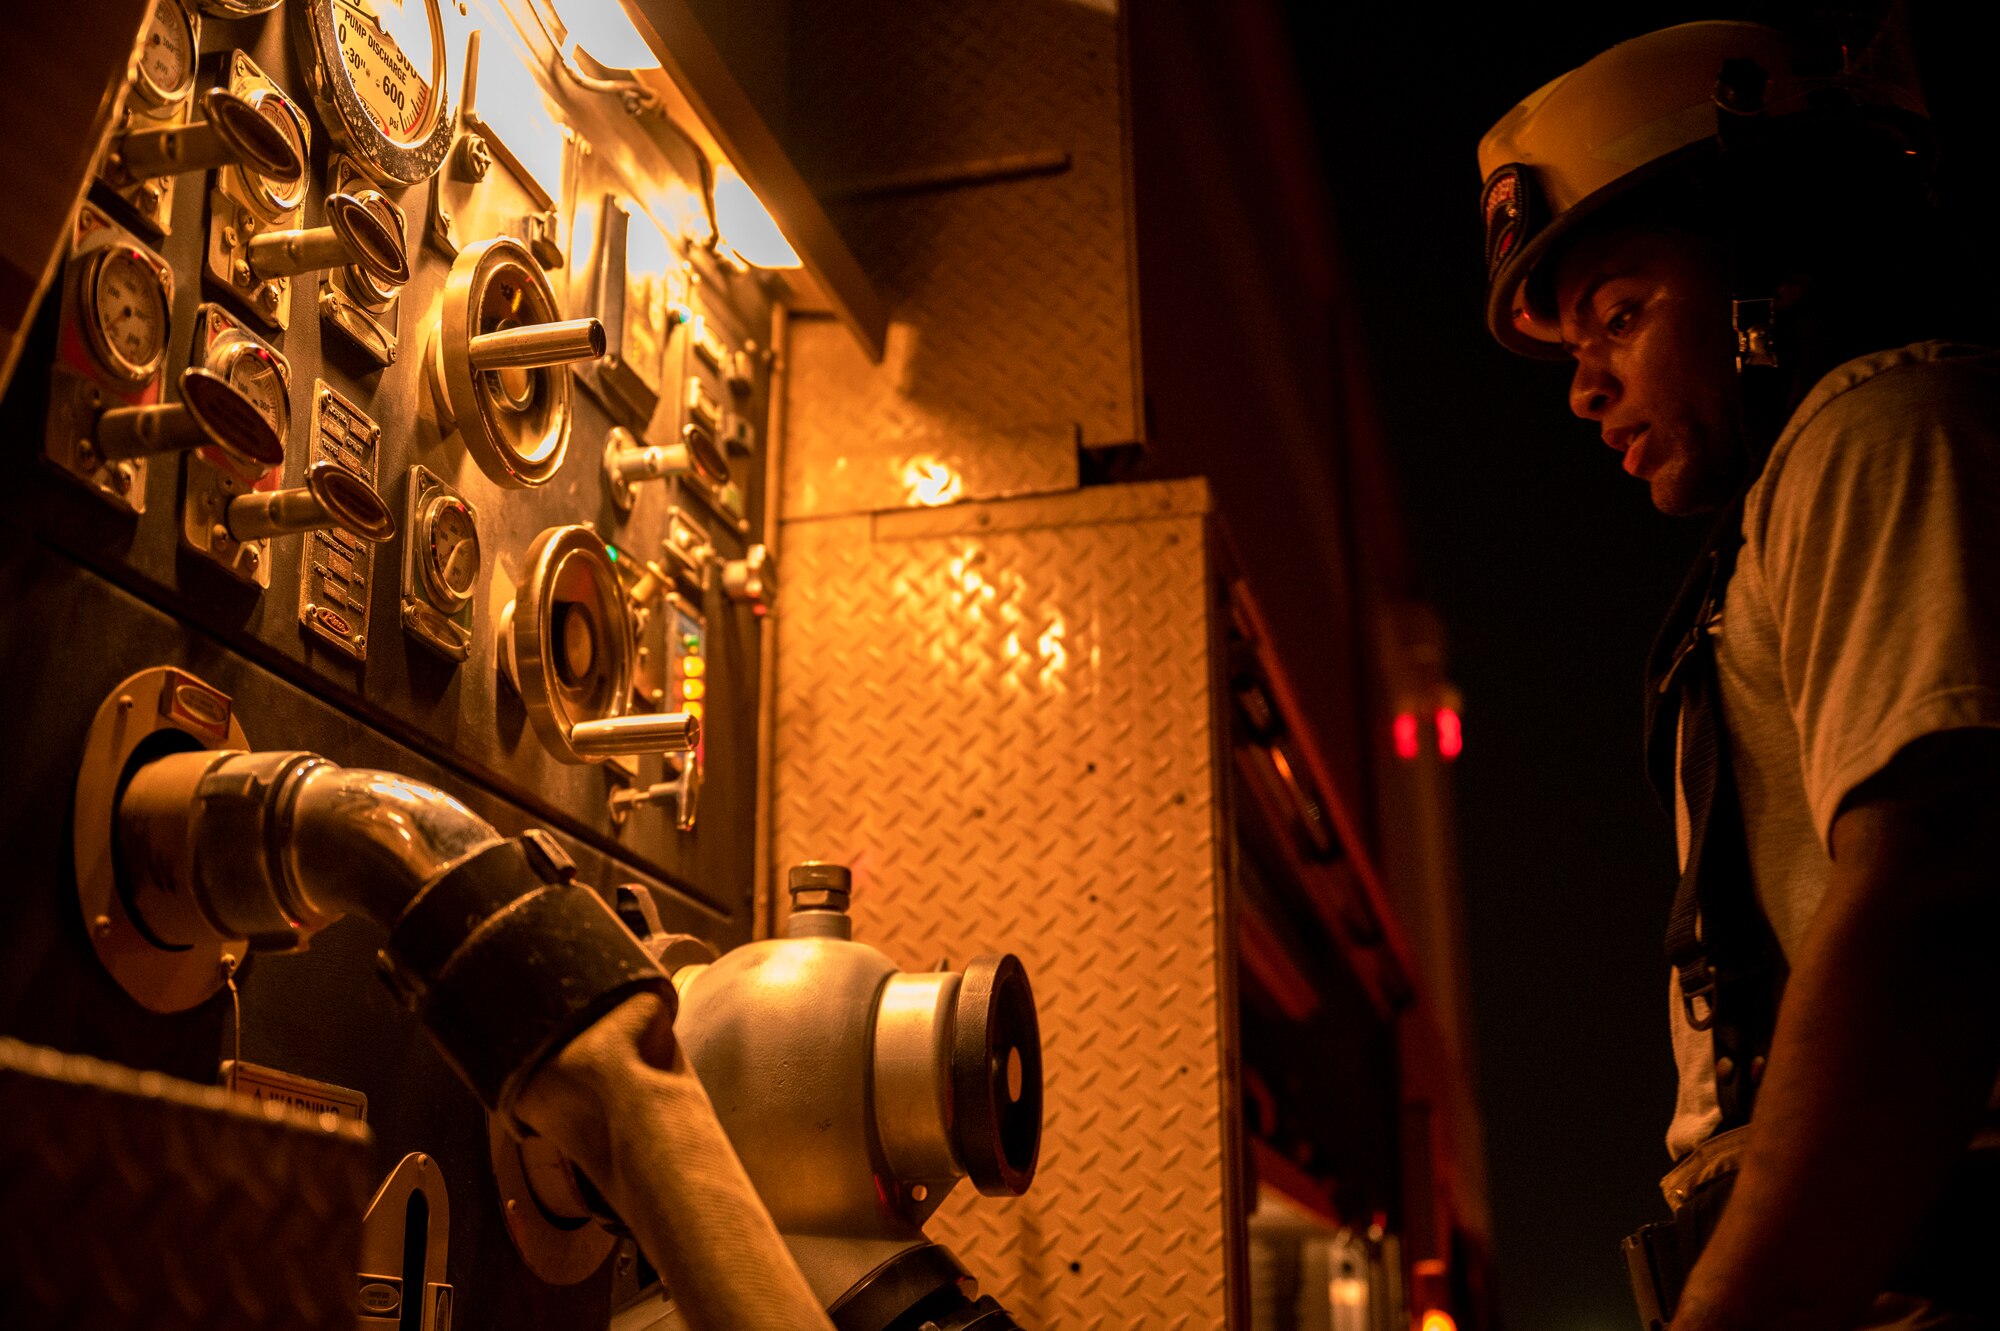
xmin=1481 ymin=163 xmax=1543 ymax=282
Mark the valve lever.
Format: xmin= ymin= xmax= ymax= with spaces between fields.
xmin=115 ymin=88 xmax=304 ymax=182
xmin=467 ymin=319 xmax=606 ymax=371
xmin=225 ymin=459 xmax=397 ymax=544
xmin=95 ymin=367 xmax=285 ymax=470
xmin=247 ymin=191 xmax=410 ymax=287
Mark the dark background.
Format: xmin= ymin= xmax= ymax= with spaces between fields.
xmin=1272 ymin=5 xmax=2000 ymax=1328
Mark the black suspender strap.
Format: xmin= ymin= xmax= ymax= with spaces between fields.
xmin=1644 ymin=502 xmax=1788 ymax=1130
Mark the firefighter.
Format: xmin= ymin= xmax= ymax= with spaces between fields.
xmin=1478 ymin=20 xmax=2000 ymax=1330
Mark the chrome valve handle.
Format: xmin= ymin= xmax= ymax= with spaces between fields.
xmin=246 ymin=191 xmax=410 ymax=287
xmin=467 ymin=319 xmax=606 ymax=371
xmin=500 ymin=525 xmax=709 ymax=764
xmin=225 ymin=459 xmax=397 ymax=544
xmin=427 ymin=238 xmax=605 ymax=489
xmin=114 ymin=88 xmax=304 ymax=182
xmin=95 ymin=367 xmax=285 ymax=471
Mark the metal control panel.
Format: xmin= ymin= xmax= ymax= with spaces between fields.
xmin=0 ymin=2 xmax=776 ymax=1323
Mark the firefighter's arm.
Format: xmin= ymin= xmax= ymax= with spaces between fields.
xmin=1671 ymin=729 xmax=2000 ymax=1331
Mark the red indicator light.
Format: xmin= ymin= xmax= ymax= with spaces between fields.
xmin=1393 ymin=711 xmax=1419 ymax=761
xmin=1435 ymin=707 xmax=1462 ymax=761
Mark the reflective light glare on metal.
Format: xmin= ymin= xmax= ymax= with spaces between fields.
xmin=118 ymin=88 xmax=304 ymax=182
xmin=1393 ymin=711 xmax=1420 ymax=761
xmin=554 ymin=0 xmax=661 ymax=70
xmin=712 ymin=163 xmax=801 ymax=269
xmin=902 ymin=455 xmax=963 ymax=507
xmin=1435 ymin=706 xmax=1463 ymax=761
xmin=95 ymin=368 xmax=286 ymax=470
xmin=226 ymin=459 xmax=397 ymax=544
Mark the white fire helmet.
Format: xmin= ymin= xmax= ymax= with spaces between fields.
xmin=1477 ymin=20 xmax=1929 ymax=358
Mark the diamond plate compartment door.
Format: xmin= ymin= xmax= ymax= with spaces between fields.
xmin=0 ymin=1038 xmax=372 ymax=1331
xmin=772 ymin=479 xmax=1247 ymax=1328
xmin=778 ymin=0 xmax=1141 ymax=521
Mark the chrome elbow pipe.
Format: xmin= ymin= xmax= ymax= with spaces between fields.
xmin=114 ymin=747 xmax=665 ymax=1113
xmin=119 ymin=749 xmax=499 ymax=944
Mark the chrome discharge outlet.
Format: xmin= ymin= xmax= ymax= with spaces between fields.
xmin=107 ymin=739 xmax=666 ymax=1114
xmin=661 ymin=861 xmax=1042 ymax=1330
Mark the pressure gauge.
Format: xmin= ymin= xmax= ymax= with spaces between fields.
xmin=220 ymin=342 xmax=290 ymax=442
xmin=241 ymin=92 xmax=313 ymax=218
xmin=133 ymin=0 xmax=198 ymax=111
xmin=294 ymin=0 xmax=454 ymax=186
xmin=80 ymin=245 xmax=171 ymax=386
xmin=418 ymin=492 xmax=480 ymax=608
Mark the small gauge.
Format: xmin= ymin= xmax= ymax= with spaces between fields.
xmin=294 ymin=0 xmax=454 ymax=186
xmin=220 ymin=342 xmax=291 ymax=444
xmin=133 ymin=0 xmax=198 ymax=110
xmin=80 ymin=246 xmax=171 ymax=386
xmin=419 ymin=493 xmax=480 ymax=607
xmin=241 ymin=91 xmax=312 ymax=217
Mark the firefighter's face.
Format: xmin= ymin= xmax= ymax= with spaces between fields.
xmin=1553 ymin=223 xmax=1745 ymax=516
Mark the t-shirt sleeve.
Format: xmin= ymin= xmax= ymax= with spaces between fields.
xmin=1756 ymin=357 xmax=2000 ymax=847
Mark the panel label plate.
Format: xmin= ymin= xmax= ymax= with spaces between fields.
xmin=223 ymin=1059 xmax=369 ymax=1121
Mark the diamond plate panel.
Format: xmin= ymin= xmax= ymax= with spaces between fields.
xmin=772 ymin=479 xmax=1239 ymax=1329
xmin=0 ymin=1037 xmax=372 ymax=1330
xmin=779 ymin=0 xmax=1139 ymax=519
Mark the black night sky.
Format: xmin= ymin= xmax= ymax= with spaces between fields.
xmin=1276 ymin=4 xmax=2000 ymax=1328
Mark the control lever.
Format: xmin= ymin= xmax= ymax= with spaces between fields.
xmin=93 ymin=366 xmax=285 ymax=471
xmin=224 ymin=459 xmax=398 ymax=545
xmin=568 ymin=713 xmax=698 ymax=757
xmin=602 ymin=424 xmax=729 ymax=512
xmin=247 ymin=191 xmax=410 ymax=288
xmin=467 ymin=319 xmax=605 ymax=370
xmin=427 ymin=238 xmax=605 ymax=489
xmin=502 ymin=524 xmax=704 ymax=763
xmin=720 ymin=542 xmax=777 ymax=616
xmin=113 ymin=87 xmax=304 ymax=183
xmin=608 ymin=752 xmax=700 ymax=831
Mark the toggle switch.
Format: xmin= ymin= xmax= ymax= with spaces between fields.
xmin=93 ymin=366 xmax=286 ymax=472
xmin=113 ymin=87 xmax=305 ymax=184
xmin=602 ymin=424 xmax=730 ymax=513
xmin=246 ymin=191 xmax=410 ymax=288
xmin=223 ymin=459 xmax=397 ymax=545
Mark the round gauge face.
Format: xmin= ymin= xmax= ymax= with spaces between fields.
xmin=223 ymin=344 xmax=290 ymax=442
xmin=422 ymin=495 xmax=481 ymax=605
xmin=334 ymin=0 xmax=441 ymax=148
xmin=246 ymin=93 xmax=311 ymax=215
xmin=84 ymin=248 xmax=170 ymax=385
xmin=134 ymin=0 xmax=197 ymax=107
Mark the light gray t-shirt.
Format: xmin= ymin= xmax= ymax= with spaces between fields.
xmin=1666 ymin=340 xmax=2000 ymax=1161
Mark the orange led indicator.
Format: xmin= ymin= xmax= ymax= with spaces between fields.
xmin=1419 ymin=1313 xmax=1457 ymax=1331
xmin=681 ymin=678 xmax=706 ymax=701
xmin=683 ymin=700 xmax=703 ymax=719
xmin=682 ymin=655 xmax=705 ymax=678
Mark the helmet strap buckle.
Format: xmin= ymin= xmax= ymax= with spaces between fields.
xmin=1732 ymin=297 xmax=1779 ymax=372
